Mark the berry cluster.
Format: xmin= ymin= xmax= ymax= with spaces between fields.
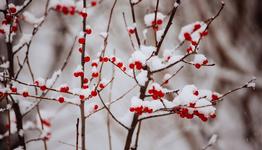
xmin=148 ymin=86 xmax=165 ymax=100
xmin=0 ymin=5 xmax=19 ymax=35
xmin=129 ymin=105 xmax=153 ymax=115
xmin=129 ymin=61 xmax=143 ymax=70
xmin=55 ymin=4 xmax=76 ymax=15
xmin=193 ymin=54 xmax=209 ymax=69
xmin=175 ymin=106 xmax=216 ymax=122
xmin=151 ymin=19 xmax=163 ymax=31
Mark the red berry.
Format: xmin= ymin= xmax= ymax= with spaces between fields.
xmin=91 ymin=62 xmax=98 ymax=67
xmin=0 ymin=29 xmax=5 ymax=34
xmin=151 ymin=20 xmax=156 ymax=25
xmin=156 ymin=19 xmax=163 ymax=25
xmin=128 ymin=29 xmax=135 ymax=34
xmin=78 ymin=38 xmax=85 ymax=44
xmin=129 ymin=107 xmax=135 ymax=112
xmin=193 ymin=90 xmax=199 ymax=96
xmin=191 ymin=41 xmax=197 ymax=46
xmin=103 ymin=57 xmax=109 ymax=62
xmin=201 ymin=30 xmax=208 ymax=36
xmin=148 ymin=108 xmax=153 ymax=113
xmin=117 ymin=62 xmax=123 ymax=68
xmin=79 ymin=12 xmax=88 ymax=18
xmin=9 ymin=7 xmax=16 ymax=14
xmin=148 ymin=89 xmax=154 ymax=94
xmin=129 ymin=63 xmax=134 ymax=69
xmin=85 ymin=29 xmax=92 ymax=35
xmin=186 ymin=114 xmax=194 ymax=119
xmin=92 ymin=72 xmax=99 ymax=78
xmin=200 ymin=116 xmax=208 ymax=122
xmin=91 ymin=1 xmax=97 ymax=6
xmin=189 ymin=103 xmax=195 ymax=108
xmin=91 ymin=90 xmax=97 ymax=97
xmin=74 ymin=72 xmax=79 ymax=77
xmin=79 ymin=95 xmax=85 ymax=100
xmin=111 ymin=57 xmax=116 ymax=62
xmin=99 ymin=83 xmax=105 ymax=89
xmin=194 ymin=63 xmax=201 ymax=69
xmin=22 ymin=92 xmax=29 ymax=97
xmin=62 ymin=6 xmax=69 ymax=15
xmin=210 ymin=113 xmax=216 ymax=119
xmin=193 ymin=23 xmax=201 ymax=31
xmin=11 ymin=26 xmax=17 ymax=32
xmin=83 ymin=78 xmax=89 ymax=83
xmin=203 ymin=59 xmax=208 ymax=65
xmin=158 ymin=91 xmax=164 ymax=98
xmin=135 ymin=61 xmax=142 ymax=70
xmin=186 ymin=47 xmax=193 ymax=53
xmin=152 ymin=94 xmax=158 ymax=100
xmin=212 ymin=94 xmax=219 ymax=101
xmin=60 ymin=87 xmax=69 ymax=93
xmin=78 ymin=72 xmax=84 ymax=77
xmin=79 ymin=48 xmax=83 ymax=53
xmin=93 ymin=104 xmax=99 ymax=110
xmin=82 ymin=85 xmax=89 ymax=89
xmin=41 ymin=119 xmax=51 ymax=127
xmin=58 ymin=97 xmax=65 ymax=103
xmin=69 ymin=6 xmax=75 ymax=15
xmin=11 ymin=87 xmax=17 ymax=93
xmin=34 ymin=81 xmax=40 ymax=86
xmin=55 ymin=5 xmax=62 ymax=11
xmin=40 ymin=85 xmax=47 ymax=91
xmin=184 ymin=32 xmax=192 ymax=41
xmin=84 ymin=56 xmax=90 ymax=63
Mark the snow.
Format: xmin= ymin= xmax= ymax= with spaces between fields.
xmin=13 ymin=33 xmax=32 ymax=51
xmin=144 ymin=12 xmax=166 ymax=26
xmin=193 ymin=54 xmax=207 ymax=64
xmin=175 ymin=85 xmax=199 ymax=105
xmin=131 ymin=96 xmax=143 ymax=107
xmin=247 ymin=78 xmax=256 ymax=89
xmin=35 ymin=77 xmax=46 ymax=86
xmin=198 ymin=89 xmax=212 ymax=100
xmin=0 ymin=61 xmax=10 ymax=69
xmin=74 ymin=65 xmax=83 ymax=73
xmin=46 ymin=70 xmax=62 ymax=87
xmin=127 ymin=23 xmax=136 ymax=31
xmin=49 ymin=0 xmax=75 ymax=8
xmin=174 ymin=2 xmax=180 ymax=7
xmin=178 ymin=21 xmax=207 ymax=42
xmin=131 ymin=0 xmax=140 ymax=4
xmin=147 ymin=56 xmax=165 ymax=71
xmin=156 ymin=29 xmax=164 ymax=42
xmin=136 ymin=70 xmax=148 ymax=86
xmin=79 ymin=88 xmax=91 ymax=97
xmin=0 ymin=104 xmax=12 ymax=112
xmin=163 ymin=73 xmax=172 ymax=82
xmin=208 ymin=134 xmax=218 ymax=145
xmin=65 ymin=97 xmax=80 ymax=105
xmin=140 ymin=45 xmax=156 ymax=57
xmin=99 ymin=32 xmax=108 ymax=38
xmin=23 ymin=11 xmax=44 ymax=25
xmin=129 ymin=45 xmax=157 ymax=69
xmin=143 ymin=29 xmax=148 ymax=40
xmin=195 ymin=98 xmax=216 ymax=115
